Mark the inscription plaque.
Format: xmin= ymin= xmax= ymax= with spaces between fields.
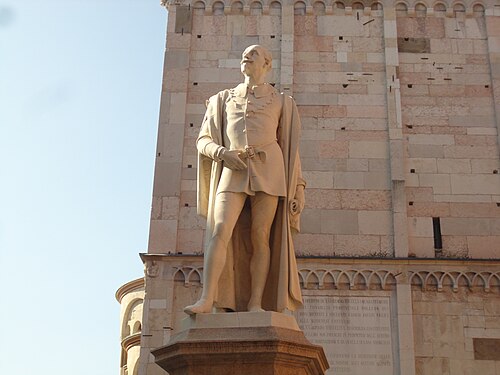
xmin=296 ymin=296 xmax=394 ymax=375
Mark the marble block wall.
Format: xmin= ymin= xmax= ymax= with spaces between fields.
xmin=148 ymin=0 xmax=500 ymax=260
xmin=293 ymin=8 xmax=394 ymax=257
xmin=397 ymin=9 xmax=500 ymax=258
xmin=117 ymin=1 xmax=500 ymax=375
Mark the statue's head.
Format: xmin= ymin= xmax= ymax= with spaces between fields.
xmin=240 ymin=45 xmax=272 ymax=79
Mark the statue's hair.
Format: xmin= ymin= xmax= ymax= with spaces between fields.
xmin=243 ymin=45 xmax=272 ymax=69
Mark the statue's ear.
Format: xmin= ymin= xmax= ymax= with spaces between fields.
xmin=205 ymin=99 xmax=210 ymax=108
xmin=265 ymin=59 xmax=272 ymax=71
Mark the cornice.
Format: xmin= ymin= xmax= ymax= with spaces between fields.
xmin=143 ymin=255 xmax=500 ymax=292
xmin=121 ymin=333 xmax=141 ymax=351
xmin=169 ymin=263 xmax=500 ymax=292
xmin=160 ymin=0 xmax=498 ymax=15
xmin=115 ymin=278 xmax=145 ymax=303
xmin=140 ymin=253 xmax=500 ymax=267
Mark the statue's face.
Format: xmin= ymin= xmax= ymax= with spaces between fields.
xmin=240 ymin=46 xmax=269 ymax=79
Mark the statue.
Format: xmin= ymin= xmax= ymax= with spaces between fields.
xmin=184 ymin=45 xmax=305 ymax=315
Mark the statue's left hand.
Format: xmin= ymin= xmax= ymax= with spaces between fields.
xmin=294 ymin=185 xmax=305 ymax=214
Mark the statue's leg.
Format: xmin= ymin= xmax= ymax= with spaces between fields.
xmin=184 ymin=192 xmax=246 ymax=315
xmin=247 ymin=192 xmax=279 ymax=312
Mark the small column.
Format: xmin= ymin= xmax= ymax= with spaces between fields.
xmin=395 ymin=273 xmax=416 ymax=375
xmin=383 ymin=5 xmax=410 ymax=257
xmin=485 ymin=9 xmax=500 ymax=155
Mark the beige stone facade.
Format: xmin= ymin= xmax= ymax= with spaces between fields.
xmin=117 ymin=0 xmax=500 ymax=374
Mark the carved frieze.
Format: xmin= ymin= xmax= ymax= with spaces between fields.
xmin=166 ymin=259 xmax=500 ymax=293
xmin=161 ymin=0 xmax=491 ymax=17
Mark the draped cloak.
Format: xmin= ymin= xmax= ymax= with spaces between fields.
xmin=196 ymin=89 xmax=305 ymax=313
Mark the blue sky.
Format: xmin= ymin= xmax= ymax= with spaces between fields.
xmin=0 ymin=1 xmax=166 ymax=374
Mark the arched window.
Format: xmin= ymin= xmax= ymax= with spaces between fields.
xmin=193 ymin=1 xmax=206 ymax=15
xmin=334 ymin=1 xmax=345 ymax=8
xmin=353 ymin=1 xmax=364 ymax=19
xmin=434 ymin=2 xmax=446 ymax=13
xmin=270 ymin=1 xmax=282 ymax=15
xmin=250 ymin=1 xmax=263 ymax=15
xmin=313 ymin=1 xmax=326 ymax=15
xmin=453 ymin=3 xmax=466 ymax=13
xmin=395 ymin=2 xmax=408 ymax=15
xmin=294 ymin=1 xmax=306 ymax=15
xmin=472 ymin=3 xmax=485 ymax=16
xmin=122 ymin=299 xmax=143 ymax=339
xmin=231 ymin=1 xmax=244 ymax=13
xmin=415 ymin=3 xmax=427 ymax=16
xmin=213 ymin=1 xmax=225 ymax=15
xmin=371 ymin=2 xmax=383 ymax=10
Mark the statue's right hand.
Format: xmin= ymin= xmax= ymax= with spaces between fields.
xmin=221 ymin=149 xmax=247 ymax=170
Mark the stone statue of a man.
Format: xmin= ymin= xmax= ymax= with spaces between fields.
xmin=184 ymin=45 xmax=305 ymax=315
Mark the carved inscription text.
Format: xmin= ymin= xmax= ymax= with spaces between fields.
xmin=296 ymin=296 xmax=394 ymax=375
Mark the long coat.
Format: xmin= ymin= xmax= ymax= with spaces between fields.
xmin=197 ymin=88 xmax=305 ymax=312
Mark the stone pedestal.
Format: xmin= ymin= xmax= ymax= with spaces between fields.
xmin=152 ymin=312 xmax=330 ymax=375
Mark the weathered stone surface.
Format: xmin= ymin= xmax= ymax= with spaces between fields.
xmin=296 ymin=296 xmax=393 ymax=375
xmin=473 ymin=338 xmax=500 ymax=360
xmin=124 ymin=5 xmax=500 ymax=375
xmin=152 ymin=312 xmax=329 ymax=375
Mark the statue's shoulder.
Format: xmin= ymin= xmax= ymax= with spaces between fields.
xmin=278 ymin=91 xmax=296 ymax=109
xmin=210 ymin=89 xmax=230 ymax=99
xmin=206 ymin=89 xmax=231 ymax=108
xmin=276 ymin=87 xmax=294 ymax=101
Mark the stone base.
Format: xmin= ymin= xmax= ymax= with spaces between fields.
xmin=152 ymin=312 xmax=330 ymax=375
